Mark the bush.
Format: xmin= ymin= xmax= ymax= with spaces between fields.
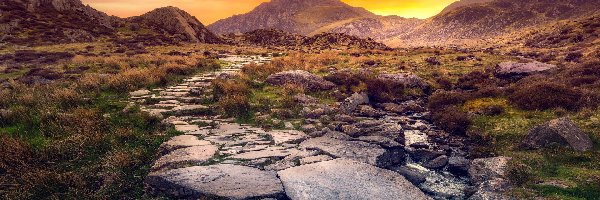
xmin=365 ymin=77 xmax=406 ymax=103
xmin=456 ymin=71 xmax=492 ymax=90
xmin=428 ymin=90 xmax=468 ymax=110
xmin=432 ymin=106 xmax=472 ymax=135
xmin=213 ymin=78 xmax=252 ymax=118
xmin=509 ymin=81 xmax=582 ymax=111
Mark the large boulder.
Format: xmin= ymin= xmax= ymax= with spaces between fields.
xmin=468 ymin=157 xmax=513 ymax=200
xmin=146 ymin=165 xmax=285 ymax=199
xmin=299 ymin=135 xmax=405 ymax=167
xmin=521 ymin=118 xmax=593 ymax=151
xmin=278 ymin=159 xmax=430 ymax=200
xmin=494 ymin=61 xmax=556 ymax=78
xmin=266 ymin=70 xmax=335 ymax=91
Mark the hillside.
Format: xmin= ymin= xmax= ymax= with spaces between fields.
xmin=0 ymin=0 xmax=116 ymax=44
xmin=207 ymin=0 xmax=376 ymax=35
xmin=439 ymin=0 xmax=494 ymax=15
xmin=388 ymin=0 xmax=600 ymax=46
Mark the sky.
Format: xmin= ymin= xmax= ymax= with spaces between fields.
xmin=81 ymin=0 xmax=458 ymax=25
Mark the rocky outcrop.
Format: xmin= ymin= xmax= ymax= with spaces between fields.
xmin=521 ymin=118 xmax=593 ymax=151
xmin=131 ymin=7 xmax=222 ymax=43
xmin=266 ymin=70 xmax=335 ymax=91
xmin=377 ymin=73 xmax=431 ymax=93
xmin=494 ymin=61 xmax=557 ymax=78
xmin=146 ymin=165 xmax=286 ymax=199
xmin=303 ymin=32 xmax=389 ymax=50
xmin=278 ymin=159 xmax=431 ymax=200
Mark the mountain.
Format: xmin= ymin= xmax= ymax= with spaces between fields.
xmin=0 ymin=0 xmax=116 ymax=44
xmin=326 ymin=16 xmax=423 ymax=41
xmin=388 ymin=0 xmax=600 ymax=46
xmin=129 ymin=6 xmax=222 ymax=44
xmin=439 ymin=0 xmax=495 ymax=15
xmin=207 ymin=0 xmax=376 ymax=36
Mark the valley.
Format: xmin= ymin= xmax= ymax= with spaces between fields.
xmin=1 ymin=0 xmax=599 ymax=200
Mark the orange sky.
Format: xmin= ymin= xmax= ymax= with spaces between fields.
xmin=81 ymin=0 xmax=458 ymax=25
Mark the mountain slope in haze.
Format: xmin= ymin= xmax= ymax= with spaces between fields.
xmin=325 ymin=16 xmax=423 ymax=41
xmin=130 ymin=6 xmax=222 ymax=44
xmin=207 ymin=0 xmax=376 ymax=35
xmin=0 ymin=0 xmax=116 ymax=44
xmin=389 ymin=0 xmax=600 ymax=46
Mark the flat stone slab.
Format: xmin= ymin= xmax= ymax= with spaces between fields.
xmin=175 ymin=125 xmax=200 ymax=133
xmin=267 ymin=130 xmax=308 ymax=144
xmin=146 ymin=164 xmax=285 ymax=199
xmin=152 ymin=145 xmax=218 ymax=171
xmin=130 ymin=89 xmax=151 ymax=96
xmin=278 ymin=159 xmax=431 ymax=200
xmin=159 ymin=135 xmax=211 ymax=155
xmin=299 ymin=137 xmax=386 ymax=166
xmin=229 ymin=146 xmax=299 ymax=160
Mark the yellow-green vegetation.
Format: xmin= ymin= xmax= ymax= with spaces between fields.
xmin=0 ymin=44 xmax=227 ymax=199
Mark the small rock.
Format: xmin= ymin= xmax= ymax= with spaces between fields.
xmin=494 ymin=61 xmax=556 ymax=78
xmin=300 ymin=155 xmax=334 ymax=165
xmin=423 ymin=155 xmax=449 ymax=169
xmin=389 ymin=166 xmax=427 ymax=185
xmin=339 ymin=92 xmax=369 ymax=113
xmin=448 ymin=156 xmax=470 ymax=175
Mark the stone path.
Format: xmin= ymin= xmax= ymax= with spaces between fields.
xmin=132 ymin=54 xmax=470 ymax=200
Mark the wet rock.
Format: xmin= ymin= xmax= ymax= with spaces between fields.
xmin=494 ymin=61 xmax=556 ymax=78
xmin=356 ymin=136 xmax=403 ymax=148
xmin=409 ymin=149 xmax=446 ymax=163
xmin=278 ymin=159 xmax=430 ymax=200
xmin=146 ymin=165 xmax=285 ymax=199
xmin=300 ymin=136 xmax=404 ymax=167
xmin=266 ymin=70 xmax=335 ymax=91
xmin=448 ymin=156 xmax=470 ymax=175
xmin=521 ymin=118 xmax=593 ymax=151
xmin=339 ymin=92 xmax=369 ymax=113
xmin=410 ymin=142 xmax=430 ymax=149
xmin=389 ymin=166 xmax=427 ymax=185
xmin=423 ymin=155 xmax=449 ymax=169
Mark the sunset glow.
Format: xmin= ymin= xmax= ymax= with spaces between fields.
xmin=81 ymin=0 xmax=458 ymax=24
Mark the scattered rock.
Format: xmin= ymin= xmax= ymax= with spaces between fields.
xmin=300 ymin=136 xmax=404 ymax=167
xmin=521 ymin=118 xmax=593 ymax=151
xmin=158 ymin=135 xmax=212 ymax=155
xmin=389 ymin=166 xmax=428 ymax=185
xmin=278 ymin=159 xmax=430 ymax=200
xmin=146 ymin=165 xmax=285 ymax=199
xmin=469 ymin=156 xmax=511 ymax=185
xmin=293 ymin=94 xmax=318 ymax=105
xmin=357 ymin=105 xmax=385 ymax=117
xmin=300 ymin=155 xmax=334 ymax=165
xmin=494 ymin=61 xmax=557 ymax=78
xmin=339 ymin=92 xmax=369 ymax=113
xmin=266 ymin=70 xmax=335 ymax=91
xmin=267 ymin=130 xmax=308 ymax=144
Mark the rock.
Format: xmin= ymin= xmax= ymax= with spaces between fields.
xmin=356 ymin=136 xmax=403 ymax=148
xmin=468 ymin=178 xmax=512 ymax=200
xmin=357 ymin=105 xmax=385 ymax=117
xmin=322 ymin=131 xmax=352 ymax=140
xmin=299 ymin=155 xmax=333 ymax=165
xmin=170 ymin=105 xmax=210 ymax=116
xmin=410 ymin=142 xmax=429 ymax=149
xmin=468 ymin=156 xmax=511 ymax=185
xmin=267 ymin=130 xmax=308 ymax=144
xmin=448 ymin=156 xmax=470 ymax=175
xmin=284 ymin=122 xmax=294 ymax=129
xmin=333 ymin=114 xmax=355 ymax=123
xmin=158 ymin=135 xmax=212 ymax=155
xmin=380 ymin=101 xmax=426 ymax=114
xmin=494 ymin=61 xmax=557 ymax=78
xmin=409 ymin=149 xmax=446 ymax=163
xmin=278 ymin=159 xmax=430 ymax=200
xmin=423 ymin=155 xmax=449 ymax=169
xmin=146 ymin=165 xmax=285 ymax=199
xmin=230 ymin=146 xmax=300 ymax=160
xmin=300 ymin=124 xmax=317 ymax=133
xmin=521 ymin=118 xmax=593 ymax=151
xmin=303 ymin=107 xmax=325 ymax=119
xmin=300 ymin=136 xmax=405 ymax=167
xmin=266 ymin=70 xmax=335 ymax=91
xmin=339 ymin=92 xmax=369 ymax=113
xmin=340 ymin=124 xmax=360 ymax=136
xmin=130 ymin=89 xmax=151 ymax=96
xmin=293 ymin=94 xmax=318 ymax=105
xmin=152 ymin=145 xmax=218 ymax=171
xmin=376 ymin=73 xmax=430 ymax=92
xmin=389 ymin=166 xmax=427 ymax=185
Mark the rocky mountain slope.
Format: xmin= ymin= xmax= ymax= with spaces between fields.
xmin=388 ymin=0 xmax=600 ymax=46
xmin=224 ymin=29 xmax=389 ymax=50
xmin=439 ymin=0 xmax=495 ymax=15
xmin=129 ymin=6 xmax=222 ymax=44
xmin=0 ymin=0 xmax=221 ymax=45
xmin=0 ymin=0 xmax=116 ymax=44
xmin=207 ymin=0 xmax=376 ymax=36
